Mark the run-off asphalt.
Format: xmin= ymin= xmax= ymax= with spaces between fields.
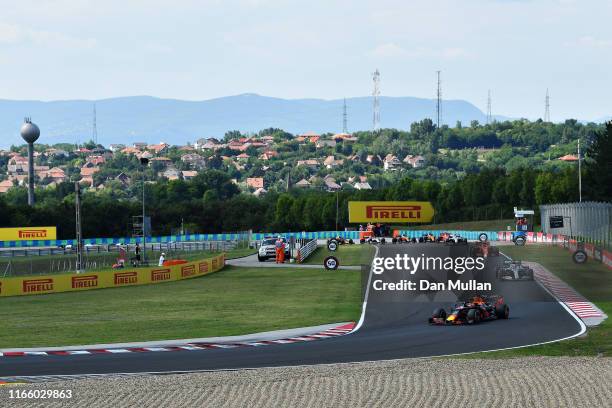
xmin=0 ymin=243 xmax=584 ymax=376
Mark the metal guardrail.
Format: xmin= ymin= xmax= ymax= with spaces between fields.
xmin=1 ymin=229 xmax=501 ymax=251
xmin=0 ymin=241 xmax=238 ymax=259
xmin=0 ymin=241 xmax=241 ymax=277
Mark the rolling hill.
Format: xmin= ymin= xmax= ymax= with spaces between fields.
xmin=0 ymin=93 xmax=489 ymax=147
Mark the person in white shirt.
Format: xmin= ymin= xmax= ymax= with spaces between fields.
xmin=158 ymin=252 xmax=166 ymax=266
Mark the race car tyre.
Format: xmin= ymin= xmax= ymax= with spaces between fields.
xmin=392 ymin=238 xmax=397 ymax=244
xmin=573 ymin=250 xmax=587 ymax=264
xmin=360 ymin=238 xmax=365 ymax=244
xmin=327 ymin=239 xmax=338 ymax=252
xmin=348 ymin=239 xmax=354 ymax=244
xmin=323 ymin=256 xmax=339 ymax=270
xmin=514 ymin=236 xmax=526 ymax=246
xmin=432 ymin=308 xmax=446 ymax=319
xmin=495 ymin=303 xmax=509 ymax=319
xmin=381 ymin=238 xmax=386 ymax=244
xmin=467 ymin=309 xmax=479 ymax=324
xmin=478 ymin=233 xmax=488 ymax=242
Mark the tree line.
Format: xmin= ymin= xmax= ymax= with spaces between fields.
xmin=0 ymin=122 xmax=609 ymax=239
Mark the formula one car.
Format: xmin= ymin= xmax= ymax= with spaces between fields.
xmin=496 ymin=260 xmax=534 ymax=280
xmin=444 ymin=233 xmax=468 ymax=245
xmin=470 ymin=241 xmax=500 ymax=258
xmin=363 ymin=236 xmax=386 ymax=245
xmin=418 ymin=233 xmax=436 ymax=243
xmin=428 ymin=295 xmax=510 ymax=325
xmin=327 ymin=236 xmax=354 ymax=246
xmin=392 ymin=234 xmax=415 ymax=244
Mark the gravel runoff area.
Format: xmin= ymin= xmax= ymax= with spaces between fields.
xmin=2 ymin=357 xmax=610 ymax=407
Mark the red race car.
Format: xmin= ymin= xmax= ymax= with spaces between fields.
xmin=429 ymin=295 xmax=509 ymax=325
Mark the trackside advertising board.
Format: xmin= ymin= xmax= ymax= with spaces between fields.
xmin=0 ymin=253 xmax=224 ymax=297
xmin=348 ymin=201 xmax=435 ymax=223
xmin=0 ymin=226 xmax=57 ymax=241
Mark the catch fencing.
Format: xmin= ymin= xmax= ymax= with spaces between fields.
xmin=539 ymin=202 xmax=612 ymax=248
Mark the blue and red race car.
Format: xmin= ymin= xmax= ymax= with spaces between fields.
xmin=428 ymin=295 xmax=509 ymax=325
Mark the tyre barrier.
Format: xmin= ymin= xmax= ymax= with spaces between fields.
xmin=327 ymin=239 xmax=338 ymax=252
xmin=323 ymin=256 xmax=339 ymax=270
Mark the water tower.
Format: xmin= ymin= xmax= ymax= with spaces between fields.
xmin=20 ymin=118 xmax=40 ymax=206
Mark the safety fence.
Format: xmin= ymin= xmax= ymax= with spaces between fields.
xmin=296 ymin=239 xmax=318 ymax=263
xmin=0 ymin=229 xmax=501 ymax=249
xmin=496 ymin=230 xmax=612 ymax=270
xmin=254 ymin=230 xmax=500 ymax=241
xmin=0 ymin=232 xmax=251 ymax=249
xmin=0 ymin=253 xmax=225 ymax=297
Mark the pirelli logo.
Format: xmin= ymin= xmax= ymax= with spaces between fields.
xmin=348 ymin=201 xmax=434 ymax=223
xmin=181 ymin=264 xmax=196 ymax=278
xmin=72 ymin=275 xmax=98 ymax=289
xmin=23 ymin=278 xmax=54 ymax=293
xmin=0 ymin=226 xmax=56 ymax=241
xmin=151 ymin=269 xmax=171 ymax=282
xmin=198 ymin=262 xmax=209 ymax=274
xmin=18 ymin=229 xmax=49 ymax=239
xmin=366 ymin=205 xmax=422 ymax=220
xmin=114 ymin=271 xmax=138 ymax=285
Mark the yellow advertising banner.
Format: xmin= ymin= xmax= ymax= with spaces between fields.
xmin=0 ymin=253 xmax=225 ymax=297
xmin=0 ymin=226 xmax=57 ymax=241
xmin=348 ymin=201 xmax=435 ymax=223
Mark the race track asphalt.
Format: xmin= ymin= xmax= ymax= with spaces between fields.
xmin=0 ymin=243 xmax=583 ymax=377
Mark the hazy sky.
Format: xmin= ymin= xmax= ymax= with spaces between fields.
xmin=0 ymin=0 xmax=610 ymax=121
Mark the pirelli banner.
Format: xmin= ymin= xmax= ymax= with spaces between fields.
xmin=348 ymin=201 xmax=435 ymax=223
xmin=0 ymin=253 xmax=225 ymax=297
xmin=0 ymin=226 xmax=57 ymax=242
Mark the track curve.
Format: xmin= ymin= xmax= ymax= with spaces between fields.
xmin=0 ymin=244 xmax=584 ymax=377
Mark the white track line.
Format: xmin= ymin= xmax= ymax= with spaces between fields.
xmin=351 ymin=245 xmax=379 ymax=333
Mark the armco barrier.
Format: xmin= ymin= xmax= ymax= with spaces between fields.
xmin=0 ymin=253 xmax=225 ymax=297
xmin=253 ymin=230 xmax=500 ymax=241
xmin=0 ymin=233 xmax=250 ymax=249
xmin=0 ymin=230 xmax=501 ymax=249
xmin=498 ymin=230 xmax=612 ymax=270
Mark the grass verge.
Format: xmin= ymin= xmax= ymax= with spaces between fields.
xmin=0 ymin=265 xmax=361 ymax=348
xmin=459 ymin=245 xmax=611 ymax=358
xmin=304 ymin=244 xmax=376 ymax=266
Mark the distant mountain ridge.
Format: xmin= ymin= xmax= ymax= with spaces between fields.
xmin=0 ymin=93 xmax=491 ymax=147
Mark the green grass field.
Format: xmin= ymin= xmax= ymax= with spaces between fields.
xmin=460 ymin=245 xmax=611 ymax=358
xmin=304 ymin=244 xmax=376 ymax=266
xmin=403 ymin=219 xmax=515 ymax=231
xmin=0 ymin=265 xmax=361 ymax=348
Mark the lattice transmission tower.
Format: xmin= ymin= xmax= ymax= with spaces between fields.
xmin=436 ymin=71 xmax=442 ymax=128
xmin=92 ymin=103 xmax=98 ymax=144
xmin=342 ymin=98 xmax=348 ymax=133
xmin=486 ymin=90 xmax=492 ymax=124
xmin=544 ymin=89 xmax=551 ymax=122
xmin=372 ymin=69 xmax=380 ymax=131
